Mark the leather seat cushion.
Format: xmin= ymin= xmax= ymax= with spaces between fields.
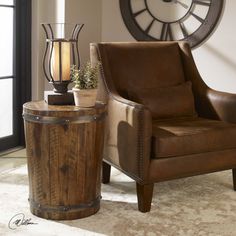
xmin=152 ymin=117 xmax=236 ymax=158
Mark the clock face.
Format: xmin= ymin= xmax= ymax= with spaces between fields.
xmin=120 ymin=0 xmax=224 ymax=48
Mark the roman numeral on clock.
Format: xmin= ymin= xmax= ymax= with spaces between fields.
xmin=193 ymin=0 xmax=211 ymax=7
xmin=189 ymin=12 xmax=205 ymax=23
xmin=179 ymin=22 xmax=188 ymax=38
xmin=133 ymin=8 xmax=147 ymax=17
xmin=160 ymin=23 xmax=173 ymax=40
xmin=145 ymin=19 xmax=155 ymax=34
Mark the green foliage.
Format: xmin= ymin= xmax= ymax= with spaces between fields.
xmin=71 ymin=62 xmax=100 ymax=90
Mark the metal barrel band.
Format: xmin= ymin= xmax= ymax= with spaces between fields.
xmin=28 ymin=196 xmax=101 ymax=213
xmin=22 ymin=111 xmax=106 ymax=124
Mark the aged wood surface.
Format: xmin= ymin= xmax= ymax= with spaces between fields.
xmin=102 ymin=161 xmax=111 ymax=184
xmin=24 ymin=101 xmax=106 ymax=220
xmin=233 ymin=169 xmax=236 ymax=191
xmin=136 ymin=183 xmax=154 ymax=213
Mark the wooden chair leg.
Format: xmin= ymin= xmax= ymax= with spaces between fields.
xmin=233 ymin=169 xmax=236 ymax=191
xmin=136 ymin=182 xmax=154 ymax=213
xmin=102 ymin=161 xmax=111 ymax=184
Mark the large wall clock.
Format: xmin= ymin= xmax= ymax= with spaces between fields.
xmin=120 ymin=0 xmax=224 ymax=48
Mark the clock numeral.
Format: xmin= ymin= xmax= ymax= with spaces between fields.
xmin=133 ymin=8 xmax=147 ymax=18
xmin=193 ymin=0 xmax=211 ymax=7
xmin=189 ymin=12 xmax=205 ymax=23
xmin=179 ymin=22 xmax=188 ymax=38
xmin=145 ymin=19 xmax=155 ymax=34
xmin=160 ymin=23 xmax=173 ymax=41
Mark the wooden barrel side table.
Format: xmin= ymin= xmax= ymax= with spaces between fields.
xmin=23 ymin=101 xmax=106 ymax=220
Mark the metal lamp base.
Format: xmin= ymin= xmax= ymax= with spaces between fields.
xmin=50 ymin=81 xmax=70 ymax=94
xmin=44 ymin=90 xmax=74 ymax=105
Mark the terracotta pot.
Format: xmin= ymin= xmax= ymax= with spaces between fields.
xmin=72 ymin=88 xmax=97 ymax=107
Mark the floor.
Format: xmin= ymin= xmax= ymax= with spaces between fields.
xmin=0 ymin=149 xmax=26 ymax=173
xmin=0 ymin=150 xmax=236 ymax=236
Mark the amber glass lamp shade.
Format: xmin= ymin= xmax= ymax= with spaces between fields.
xmin=42 ymin=23 xmax=84 ymax=93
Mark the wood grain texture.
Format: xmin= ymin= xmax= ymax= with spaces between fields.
xmin=102 ymin=161 xmax=111 ymax=184
xmin=233 ymin=169 xmax=236 ymax=191
xmin=136 ymin=183 xmax=154 ymax=213
xmin=24 ymin=101 xmax=106 ymax=220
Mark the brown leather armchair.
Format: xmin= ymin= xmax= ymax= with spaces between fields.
xmin=90 ymin=42 xmax=236 ymax=212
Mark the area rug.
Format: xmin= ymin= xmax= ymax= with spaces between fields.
xmin=0 ymin=159 xmax=236 ymax=236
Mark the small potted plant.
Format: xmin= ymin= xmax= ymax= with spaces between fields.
xmin=71 ymin=62 xmax=100 ymax=107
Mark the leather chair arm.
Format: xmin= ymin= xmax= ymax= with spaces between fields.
xmin=206 ymin=89 xmax=236 ymax=123
xmin=104 ymin=93 xmax=152 ymax=183
xmin=179 ymin=42 xmax=236 ymax=123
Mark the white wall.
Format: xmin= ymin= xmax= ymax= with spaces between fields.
xmin=102 ymin=0 xmax=236 ymax=93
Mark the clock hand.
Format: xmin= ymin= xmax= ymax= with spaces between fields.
xmin=173 ymin=0 xmax=189 ymax=9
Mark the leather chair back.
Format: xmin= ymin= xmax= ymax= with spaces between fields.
xmin=96 ymin=42 xmax=186 ymax=98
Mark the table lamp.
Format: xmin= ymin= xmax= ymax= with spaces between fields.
xmin=42 ymin=23 xmax=84 ymax=105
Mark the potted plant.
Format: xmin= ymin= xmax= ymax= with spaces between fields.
xmin=71 ymin=62 xmax=100 ymax=107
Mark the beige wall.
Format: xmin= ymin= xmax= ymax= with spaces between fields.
xmin=102 ymin=0 xmax=236 ymax=93
xmin=65 ymin=0 xmax=102 ymax=65
xmin=32 ymin=0 xmax=58 ymax=99
xmin=31 ymin=0 xmax=102 ymax=99
xmin=192 ymin=2 xmax=236 ymax=93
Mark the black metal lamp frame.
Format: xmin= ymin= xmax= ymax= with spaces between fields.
xmin=42 ymin=23 xmax=84 ymax=94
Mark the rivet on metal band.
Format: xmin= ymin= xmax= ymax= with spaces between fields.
xmin=29 ymin=196 xmax=101 ymax=213
xmin=22 ymin=112 xmax=106 ymax=125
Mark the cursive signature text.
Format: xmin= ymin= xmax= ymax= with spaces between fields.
xmin=8 ymin=213 xmax=37 ymax=230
